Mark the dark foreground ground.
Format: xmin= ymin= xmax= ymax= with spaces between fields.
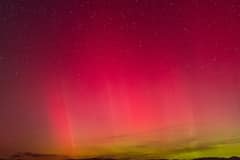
xmin=1 ymin=153 xmax=240 ymax=160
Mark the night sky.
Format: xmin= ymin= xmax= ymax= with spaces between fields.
xmin=1 ymin=0 xmax=240 ymax=158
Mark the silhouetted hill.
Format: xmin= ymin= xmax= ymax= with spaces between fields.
xmin=1 ymin=153 xmax=240 ymax=160
xmin=194 ymin=157 xmax=240 ymax=160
